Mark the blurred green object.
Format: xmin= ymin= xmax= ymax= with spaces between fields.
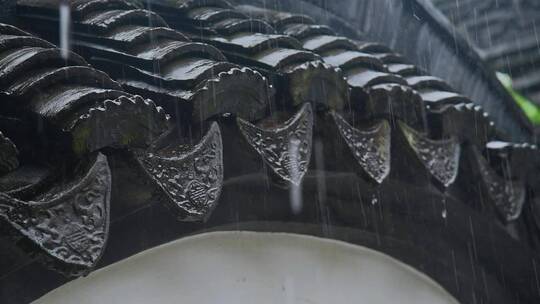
xmin=497 ymin=72 xmax=540 ymax=125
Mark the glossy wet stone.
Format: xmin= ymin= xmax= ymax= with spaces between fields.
xmin=0 ymin=2 xmax=538 ymax=304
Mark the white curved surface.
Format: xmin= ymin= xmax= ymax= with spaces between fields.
xmin=35 ymin=231 xmax=459 ymax=304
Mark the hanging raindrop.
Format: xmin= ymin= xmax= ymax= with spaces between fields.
xmin=371 ymin=190 xmax=380 ymax=205
xmin=441 ymin=191 xmax=448 ymax=220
